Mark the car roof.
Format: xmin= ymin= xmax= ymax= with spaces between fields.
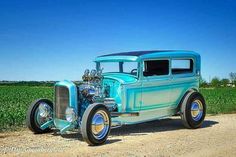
xmin=98 ymin=50 xmax=188 ymax=57
xmin=95 ymin=50 xmax=200 ymax=62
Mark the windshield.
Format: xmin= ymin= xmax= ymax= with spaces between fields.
xmin=98 ymin=62 xmax=138 ymax=76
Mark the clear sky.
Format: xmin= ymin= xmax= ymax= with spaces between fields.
xmin=0 ymin=0 xmax=235 ymax=81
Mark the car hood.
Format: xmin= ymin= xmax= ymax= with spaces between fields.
xmin=102 ymin=73 xmax=138 ymax=84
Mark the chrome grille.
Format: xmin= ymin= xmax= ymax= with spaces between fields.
xmin=55 ymin=86 xmax=69 ymax=119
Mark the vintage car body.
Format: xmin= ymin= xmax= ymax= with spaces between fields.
xmin=27 ymin=50 xmax=206 ymax=145
xmin=97 ymin=51 xmax=200 ymax=125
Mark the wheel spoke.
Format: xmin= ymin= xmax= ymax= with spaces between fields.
xmin=35 ymin=103 xmax=53 ymax=129
xmin=40 ymin=120 xmax=54 ymax=130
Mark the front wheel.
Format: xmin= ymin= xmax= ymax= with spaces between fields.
xmin=26 ymin=99 xmax=53 ymax=133
xmin=180 ymin=91 xmax=206 ymax=129
xmin=81 ymin=103 xmax=111 ymax=146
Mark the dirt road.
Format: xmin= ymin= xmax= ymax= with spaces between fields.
xmin=1 ymin=114 xmax=236 ymax=157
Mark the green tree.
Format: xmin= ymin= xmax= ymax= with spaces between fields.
xmin=211 ymin=77 xmax=220 ymax=87
xmin=229 ymin=72 xmax=236 ymax=85
xmin=200 ymin=76 xmax=208 ymax=88
xmin=221 ymin=78 xmax=230 ymax=87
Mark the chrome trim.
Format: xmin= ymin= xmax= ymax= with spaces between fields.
xmin=65 ymin=107 xmax=77 ymax=122
xmin=35 ymin=102 xmax=53 ymax=129
xmin=191 ymin=100 xmax=203 ymax=121
xmin=55 ymin=86 xmax=69 ymax=119
xmin=91 ymin=110 xmax=110 ymax=140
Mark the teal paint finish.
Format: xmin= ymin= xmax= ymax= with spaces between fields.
xmin=169 ymin=76 xmax=199 ymax=108
xmin=141 ymin=74 xmax=172 ymax=110
xmin=51 ymin=50 xmax=201 ymax=131
xmin=97 ymin=50 xmax=201 ymax=125
xmin=102 ymin=77 xmax=122 ymax=106
xmin=138 ymin=51 xmax=200 ymax=111
xmin=54 ymin=118 xmax=72 ymax=132
xmin=138 ymin=51 xmax=200 ymax=62
xmin=40 ymin=120 xmax=53 ymax=130
xmin=103 ymin=73 xmax=137 ymax=84
xmin=53 ymin=80 xmax=78 ymax=132
xmin=102 ymin=73 xmax=139 ymax=112
xmin=124 ymin=85 xmax=142 ymax=112
xmin=95 ymin=56 xmax=138 ymax=62
xmin=54 ymin=80 xmax=78 ymax=111
xmin=95 ymin=51 xmax=200 ymax=66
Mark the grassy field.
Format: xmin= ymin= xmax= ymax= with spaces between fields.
xmin=0 ymin=86 xmax=53 ymax=131
xmin=0 ymin=86 xmax=236 ymax=131
xmin=200 ymin=88 xmax=236 ymax=114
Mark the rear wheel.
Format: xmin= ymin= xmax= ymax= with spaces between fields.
xmin=81 ymin=104 xmax=111 ymax=146
xmin=26 ymin=99 xmax=53 ymax=133
xmin=180 ymin=91 xmax=206 ymax=129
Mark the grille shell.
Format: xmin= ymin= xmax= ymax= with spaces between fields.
xmin=55 ymin=86 xmax=69 ymax=120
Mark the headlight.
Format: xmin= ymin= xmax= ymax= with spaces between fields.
xmin=65 ymin=107 xmax=77 ymax=122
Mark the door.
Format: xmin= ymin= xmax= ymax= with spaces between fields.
xmin=169 ymin=58 xmax=198 ymax=107
xmin=141 ymin=59 xmax=172 ymax=110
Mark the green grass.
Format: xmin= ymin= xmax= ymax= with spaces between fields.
xmin=200 ymin=88 xmax=236 ymax=114
xmin=0 ymin=86 xmax=236 ymax=131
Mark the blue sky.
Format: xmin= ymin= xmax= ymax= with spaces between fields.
xmin=0 ymin=0 xmax=235 ymax=81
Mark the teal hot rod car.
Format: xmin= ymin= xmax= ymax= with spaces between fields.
xmin=27 ymin=50 xmax=206 ymax=145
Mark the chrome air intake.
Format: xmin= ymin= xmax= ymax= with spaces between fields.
xmin=55 ymin=86 xmax=69 ymax=120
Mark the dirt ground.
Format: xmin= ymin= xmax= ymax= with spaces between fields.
xmin=1 ymin=114 xmax=236 ymax=157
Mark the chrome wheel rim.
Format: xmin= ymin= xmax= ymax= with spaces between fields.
xmin=35 ymin=102 xmax=52 ymax=128
xmin=91 ymin=110 xmax=110 ymax=140
xmin=191 ymin=100 xmax=203 ymax=121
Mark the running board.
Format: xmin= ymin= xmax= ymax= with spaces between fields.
xmin=111 ymin=112 xmax=139 ymax=117
xmin=111 ymin=121 xmax=122 ymax=129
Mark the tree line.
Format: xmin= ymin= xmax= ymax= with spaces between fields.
xmin=200 ymin=72 xmax=236 ymax=88
xmin=0 ymin=81 xmax=83 ymax=86
xmin=0 ymin=81 xmax=56 ymax=87
xmin=1 ymin=72 xmax=236 ymax=88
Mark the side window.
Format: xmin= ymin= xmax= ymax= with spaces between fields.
xmin=143 ymin=60 xmax=169 ymax=77
xmin=171 ymin=59 xmax=193 ymax=74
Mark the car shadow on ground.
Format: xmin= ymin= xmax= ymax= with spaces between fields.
xmin=51 ymin=118 xmax=219 ymax=145
xmin=110 ymin=118 xmax=219 ymax=136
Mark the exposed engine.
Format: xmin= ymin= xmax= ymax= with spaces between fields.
xmin=78 ymin=69 xmax=116 ymax=117
xmin=80 ymin=69 xmax=104 ymax=99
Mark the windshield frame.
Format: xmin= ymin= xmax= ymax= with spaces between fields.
xmin=95 ymin=61 xmax=140 ymax=78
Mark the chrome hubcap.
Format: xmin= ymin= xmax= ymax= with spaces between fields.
xmin=35 ymin=102 xmax=52 ymax=128
xmin=191 ymin=100 xmax=203 ymax=121
xmin=91 ymin=110 xmax=109 ymax=140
